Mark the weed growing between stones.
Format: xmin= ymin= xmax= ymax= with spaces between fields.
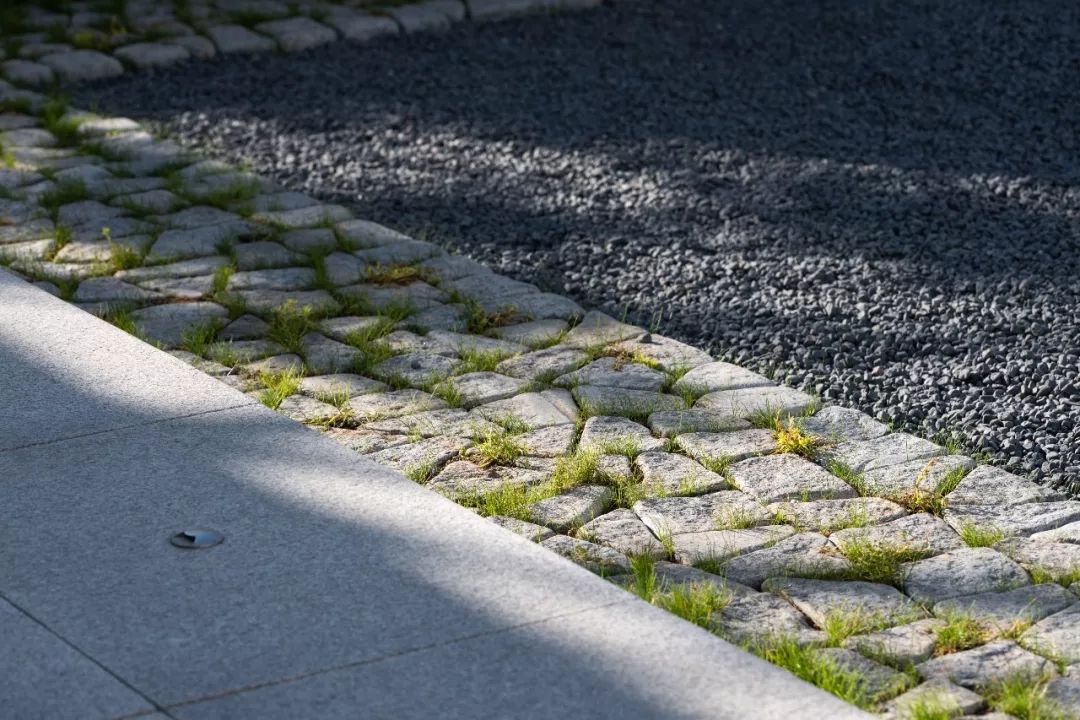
xmin=39 ymin=181 xmax=89 ymax=221
xmin=626 ymin=554 xmax=733 ymax=628
xmin=933 ymin=611 xmax=989 ymax=656
xmin=429 ymin=378 xmax=463 ymax=408
xmin=257 ymin=369 xmax=301 ymax=410
xmin=746 ymin=636 xmax=873 ymax=710
xmin=41 ymin=98 xmax=83 ymax=148
xmin=364 ymin=262 xmax=432 ymax=286
xmin=104 ymin=307 xmax=138 ymax=337
xmin=180 ymin=322 xmax=221 ymax=357
xmin=821 ymin=608 xmax=916 ymax=648
xmin=893 ymin=692 xmax=959 ymax=720
xmin=714 ymin=506 xmax=760 ymax=531
xmin=982 ymin=672 xmax=1068 ymax=720
xmin=957 ymin=522 xmax=1006 ymax=548
xmin=404 ymin=458 xmax=439 ymax=484
xmin=891 ymin=461 xmax=972 ymax=516
xmin=456 ymin=345 xmax=517 ymax=374
xmin=772 ymin=415 xmax=828 ymax=459
xmin=1028 ymin=564 xmax=1080 ymax=588
xmin=830 ymin=537 xmax=931 ymax=587
xmin=469 ymin=426 xmax=528 ymax=468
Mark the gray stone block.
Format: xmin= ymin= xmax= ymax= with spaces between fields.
xmin=367 ymin=436 xmax=471 ymax=477
xmin=540 ymin=535 xmax=630 ymax=573
xmin=766 ymin=497 xmax=907 ymax=533
xmin=817 ymin=648 xmax=913 ymax=701
xmin=647 ymin=409 xmax=752 ymax=437
xmin=206 ymin=24 xmax=277 ymax=53
xmin=572 ymin=384 xmax=684 ymax=417
xmin=488 ymin=515 xmax=554 ymax=542
xmin=441 ymin=372 xmax=530 ymax=408
xmin=634 ymin=492 xmax=770 ymax=536
xmin=496 ymin=345 xmax=588 ymax=381
xmin=254 ymin=17 xmax=337 ymax=52
xmin=346 ymin=389 xmax=447 ymax=422
xmin=995 ymin=537 xmax=1080 ymax=582
xmin=799 ymin=406 xmax=889 ymax=444
xmin=300 ymin=373 xmax=385 ymax=399
xmin=1021 ymin=604 xmax=1080 ymax=664
xmin=611 ymin=334 xmax=713 ymax=371
xmin=728 ymin=453 xmax=858 ymax=504
xmin=843 ymin=619 xmax=946 ymax=666
xmin=944 ymin=502 xmax=1080 ymax=537
xmin=695 ymin=385 xmax=816 ymax=419
xmin=829 ymin=513 xmax=965 ymax=556
xmin=676 ymin=429 xmax=778 ymax=464
xmin=714 ymin=593 xmax=826 ymax=647
xmin=861 ymin=454 xmax=976 ymax=500
xmin=916 ymin=640 xmax=1055 ymax=689
xmin=672 ymin=361 xmax=772 ymax=394
xmin=530 ymin=485 xmax=612 ymax=532
xmin=672 ymin=526 xmax=795 ymax=565
xmin=367 ymin=409 xmax=497 ymax=440
xmin=635 ymin=451 xmax=729 ymax=496
xmin=427 ymin=459 xmax=550 ymax=500
xmin=555 ymin=356 xmax=667 ymax=391
xmin=935 ymin=583 xmax=1076 ymax=630
xmin=763 ymin=577 xmax=926 ymax=628
xmin=472 ymin=392 xmax=574 ymax=428
xmin=578 ymin=415 xmax=664 ymax=454
xmin=723 ymin=532 xmax=853 ymax=590
xmin=902 ymin=548 xmax=1031 ymax=606
xmin=563 ymin=310 xmax=646 ymax=348
xmin=130 ymin=302 xmax=228 ymax=348
xmin=887 ymin=677 xmax=985 ymax=717
xmin=39 ymin=50 xmax=124 ymax=82
xmin=947 ymin=464 xmax=1067 ymax=506
xmin=579 ymin=508 xmax=665 ymax=558
xmin=114 ymin=42 xmax=191 ymax=69
xmin=825 ymin=433 xmax=946 ymax=473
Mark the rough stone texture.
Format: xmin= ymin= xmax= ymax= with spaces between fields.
xmin=209 ymin=339 xmax=283 ymax=363
xmin=843 ymin=619 xmax=946 ymax=666
xmin=597 ymin=454 xmax=631 ymax=480
xmin=816 ymin=648 xmax=913 ymax=701
xmin=371 ymin=354 xmax=457 ymax=386
xmin=902 ymin=548 xmax=1032 ymax=606
xmin=137 ymin=275 xmax=214 ymax=300
xmin=472 ymin=392 xmax=574 ymax=428
xmin=765 ymin=497 xmax=908 ymax=533
xmin=672 ymin=361 xmax=772 ymax=394
xmin=426 ymin=331 xmax=523 ymax=356
xmin=346 ymin=389 xmax=447 ymax=421
xmin=206 ymin=25 xmax=277 ymax=54
xmin=320 ymin=427 xmax=407 ymax=455
xmin=319 ymin=315 xmax=384 ymax=343
xmin=228 ymin=267 xmax=315 ymax=291
xmin=1 ymin=59 xmax=54 ymax=86
xmin=219 ymin=314 xmax=269 ymax=341
xmin=572 ymin=384 xmax=685 ymax=418
xmin=491 ymin=318 xmax=566 ymax=347
xmin=72 ymin=277 xmax=161 ymax=303
xmin=539 ymin=535 xmax=630 ymax=574
xmin=529 ymin=485 xmax=611 ymax=532
xmin=367 ymin=436 xmax=471 ymax=477
xmin=1032 ymin=522 xmax=1080 ymax=544
xmin=487 ymin=515 xmax=554 ymax=543
xmin=799 ymin=406 xmax=889 ymax=444
xmin=555 ymin=357 xmax=667 ymax=391
xmin=579 ymin=508 xmax=665 ymax=558
xmin=829 ymin=513 xmax=966 ymax=556
xmin=675 ymin=429 xmax=777 ymax=464
xmin=646 ymin=409 xmax=752 ymax=438
xmin=147 ymin=223 xmax=254 ymax=262
xmin=243 ymin=353 xmax=304 ymax=375
xmin=299 ymin=373 xmax=386 ymax=399
xmin=441 ymin=372 xmax=530 ymax=408
xmin=995 ymin=537 xmax=1080 ymax=582
xmin=947 ymin=464 xmax=1066 ymax=506
xmin=651 ymin=562 xmax=758 ymax=597
xmin=715 ymin=593 xmax=826 ymax=647
xmin=300 ymin=333 xmax=360 ymax=374
xmin=562 ymin=310 xmax=645 ymax=348
xmin=723 ymin=532 xmax=853 ymax=590
xmin=129 ymin=302 xmax=228 ymax=348
xmin=515 ymin=424 xmax=575 ymax=457
xmin=1045 ymin=677 xmax=1080 ymax=718
xmin=113 ymin=42 xmax=190 ymax=70
xmin=763 ymin=577 xmax=926 ymax=627
xmin=944 ymin=502 xmax=1080 ymax=538
xmin=578 ymin=415 xmax=665 ymax=454
xmin=380 ymin=331 xmax=456 ymax=358
xmin=728 ymin=454 xmax=858 ymax=503
xmin=322 ymin=7 xmax=400 ymax=41
xmin=39 ymin=50 xmax=123 ymax=82
xmin=426 ymin=459 xmax=549 ymax=500
xmin=234 ymin=241 xmax=304 ymax=270
xmin=672 ymin=526 xmax=795 ymax=565
xmin=633 ymin=492 xmax=770 ymax=536
xmin=695 ymin=385 xmax=817 ymax=419
xmin=825 ymin=433 xmax=947 ymax=473
xmin=254 ymin=17 xmax=338 ymax=52
xmin=934 ymin=584 xmax=1076 ymax=630
xmin=57 ymin=201 xmax=128 ymax=227
xmin=861 ymin=455 xmax=977 ymax=500
xmin=275 ymin=393 xmax=339 ymax=423
xmin=1020 ymin=604 xmax=1080 ymax=664
xmin=635 ymin=451 xmax=729 ymax=496
xmin=888 ymin=678 xmax=986 ymax=718
xmin=916 ymin=640 xmax=1056 ymax=689
xmin=368 ymin=409 xmax=497 ymax=439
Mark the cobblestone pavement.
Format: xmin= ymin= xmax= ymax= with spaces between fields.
xmin=2 ymin=3 xmax=1080 ymax=718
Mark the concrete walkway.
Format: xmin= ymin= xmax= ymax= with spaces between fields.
xmin=0 ymin=270 xmax=869 ymax=718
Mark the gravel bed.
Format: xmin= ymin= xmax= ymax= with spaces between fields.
xmin=75 ymin=0 xmax=1080 ymax=493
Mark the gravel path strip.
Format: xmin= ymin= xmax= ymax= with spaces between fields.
xmin=76 ymin=0 xmax=1080 ymax=493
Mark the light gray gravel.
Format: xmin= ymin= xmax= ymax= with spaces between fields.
xmin=76 ymin=0 xmax=1080 ymax=493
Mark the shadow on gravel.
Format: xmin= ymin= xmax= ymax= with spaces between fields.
xmin=76 ymin=0 xmax=1080 ymax=488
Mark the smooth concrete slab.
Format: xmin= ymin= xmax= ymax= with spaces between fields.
xmin=0 ymin=597 xmax=154 ymax=719
xmin=0 ymin=271 xmax=254 ymax=451
xmin=169 ymin=600 xmax=868 ymax=720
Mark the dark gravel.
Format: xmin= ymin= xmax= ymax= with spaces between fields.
xmin=77 ymin=0 xmax=1080 ymax=492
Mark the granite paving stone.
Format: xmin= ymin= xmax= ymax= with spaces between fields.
xmin=554 ymin=356 xmax=667 ymax=391
xmin=597 ymin=454 xmax=632 ymax=480
xmin=829 ymin=513 xmax=966 ymax=556
xmin=947 ymin=465 xmax=1067 ymax=506
xmin=539 ymin=535 xmax=630 ymax=574
xmin=514 ymin=424 xmax=576 ymax=457
xmin=242 ymin=353 xmax=304 ymax=375
xmin=0 ymin=218 xmax=53 ymax=244
xmin=562 ymin=310 xmax=646 ymax=348
xmin=762 ymin=577 xmax=927 ymax=627
xmin=843 ymin=619 xmax=946 ymax=666
xmin=610 ymin=334 xmax=713 ymax=371
xmin=381 ymin=330 xmax=456 ymax=357
xmin=154 ymin=206 xmax=242 ymax=230
xmin=280 ymin=227 xmax=337 ymax=253
xmin=322 ymin=251 xmax=364 ymax=285
xmin=440 ymin=372 xmax=530 ymax=408
xmin=418 ymin=253 xmax=492 ymax=282
xmin=887 ymin=677 xmax=986 ymax=718
xmin=672 ymin=526 xmax=795 ymax=565
xmin=493 ymin=318 xmax=568 ymax=348
xmin=916 ymin=640 xmax=1056 ymax=689
xmin=227 ymin=267 xmax=315 ymax=291
xmin=651 ymin=561 xmax=758 ymax=597
xmin=57 ymin=200 xmax=128 ymax=226
xmin=355 ymin=240 xmax=443 ymax=267
xmin=129 ymin=302 xmax=228 ymax=347
xmin=633 ymin=492 xmax=771 ymax=536
xmin=766 ymin=497 xmax=908 ymax=533
xmin=345 ymin=389 xmax=447 ymax=421
xmin=578 ymin=508 xmax=666 ymax=558
xmin=825 ymin=433 xmax=947 ymax=473
xmin=114 ymin=42 xmax=191 ymax=69
xmin=340 ymin=281 xmax=445 ymax=311
xmin=253 ymin=204 xmax=351 ymax=229
xmin=497 ymin=291 xmax=584 ymax=320
xmin=635 ymin=451 xmax=729 ymax=496
xmin=472 ymin=392 xmax=574 ymax=428
xmin=695 ymin=385 xmax=817 ymax=419
xmin=72 ymin=276 xmax=161 ymax=303
xmin=1020 ymin=604 xmax=1080 ymax=663
xmin=300 ymin=333 xmax=360 ymax=374
xmin=647 ymin=409 xmax=753 ymax=437
xmin=994 ymin=537 xmax=1080 ymax=582
xmin=147 ymin=222 xmax=255 ymax=262
xmin=798 ymin=406 xmax=890 ymax=444
xmin=219 ymin=314 xmax=270 ymax=341
xmin=572 ymin=384 xmax=684 ymax=417
xmin=299 ymin=373 xmax=386 ymax=399
xmin=902 ymin=548 xmax=1032 ymax=606
xmin=529 ymin=485 xmax=612 ymax=532
xmin=254 ymin=17 xmax=337 ymax=52
xmin=817 ymin=648 xmax=913 ymax=701
xmin=1031 ymin=522 xmax=1080 ymax=544
xmin=1 ymin=59 xmax=54 ymax=86
xmin=577 ymin=415 xmax=663 ymax=455
xmin=206 ymin=24 xmax=277 ymax=53
xmin=728 ymin=454 xmax=858 ymax=504
xmin=321 ymin=6 xmax=399 ymax=40
xmin=934 ymin=584 xmax=1076 ymax=630
xmin=715 ymin=593 xmax=826 ymax=647
xmin=39 ymin=50 xmax=123 ymax=81
xmin=426 ymin=330 xmax=525 ymax=356
xmin=944 ymin=502 xmax=1080 ymax=538
xmin=208 ymin=339 xmax=284 ymax=364
xmin=72 ymin=217 xmax=157 ymax=243
xmin=319 ymin=428 xmax=408 ymax=455
xmin=723 ymin=532 xmax=853 ymax=589
xmin=167 ymin=350 xmax=232 ymax=377
xmin=675 ymin=429 xmax=778 ymax=464
xmin=405 ymin=304 xmax=468 ymax=333
xmin=672 ymin=361 xmax=773 ymax=394
xmin=136 ymin=274 xmax=215 ymax=300
xmin=367 ymin=409 xmax=498 ymax=439
xmin=371 ymin=353 xmax=456 ymax=386
xmin=366 ymin=436 xmax=472 ymax=477
xmin=319 ymin=315 xmax=385 ymax=342
xmin=166 ymin=35 xmax=217 ymax=59
xmin=540 ymin=389 xmax=579 ymax=422
xmin=234 ymin=241 xmax=305 ymax=270
xmin=275 ymin=393 xmax=340 ymax=423
xmin=234 ymin=289 xmax=340 ymax=314
xmin=495 ymin=345 xmax=589 ymax=381
xmin=426 ymin=460 xmax=551 ymax=500
xmin=488 ymin=515 xmax=555 ymax=543
xmin=1045 ymin=678 xmax=1080 ymax=718
xmin=861 ymin=455 xmax=977 ymax=501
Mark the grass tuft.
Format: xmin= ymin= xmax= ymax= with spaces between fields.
xmin=470 ymin=425 xmax=528 ymax=468
xmin=831 ymin=536 xmax=932 ymax=588
xmin=456 ymin=345 xmax=517 ymax=374
xmin=747 ymin=636 xmax=874 ymax=709
xmin=266 ymin=302 xmax=317 ymax=355
xmin=257 ymin=369 xmax=302 ymax=410
xmin=982 ymin=673 xmax=1069 ymax=720
xmin=933 ymin=611 xmax=989 ymax=656
xmin=957 ymin=522 xmax=1006 ymax=548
